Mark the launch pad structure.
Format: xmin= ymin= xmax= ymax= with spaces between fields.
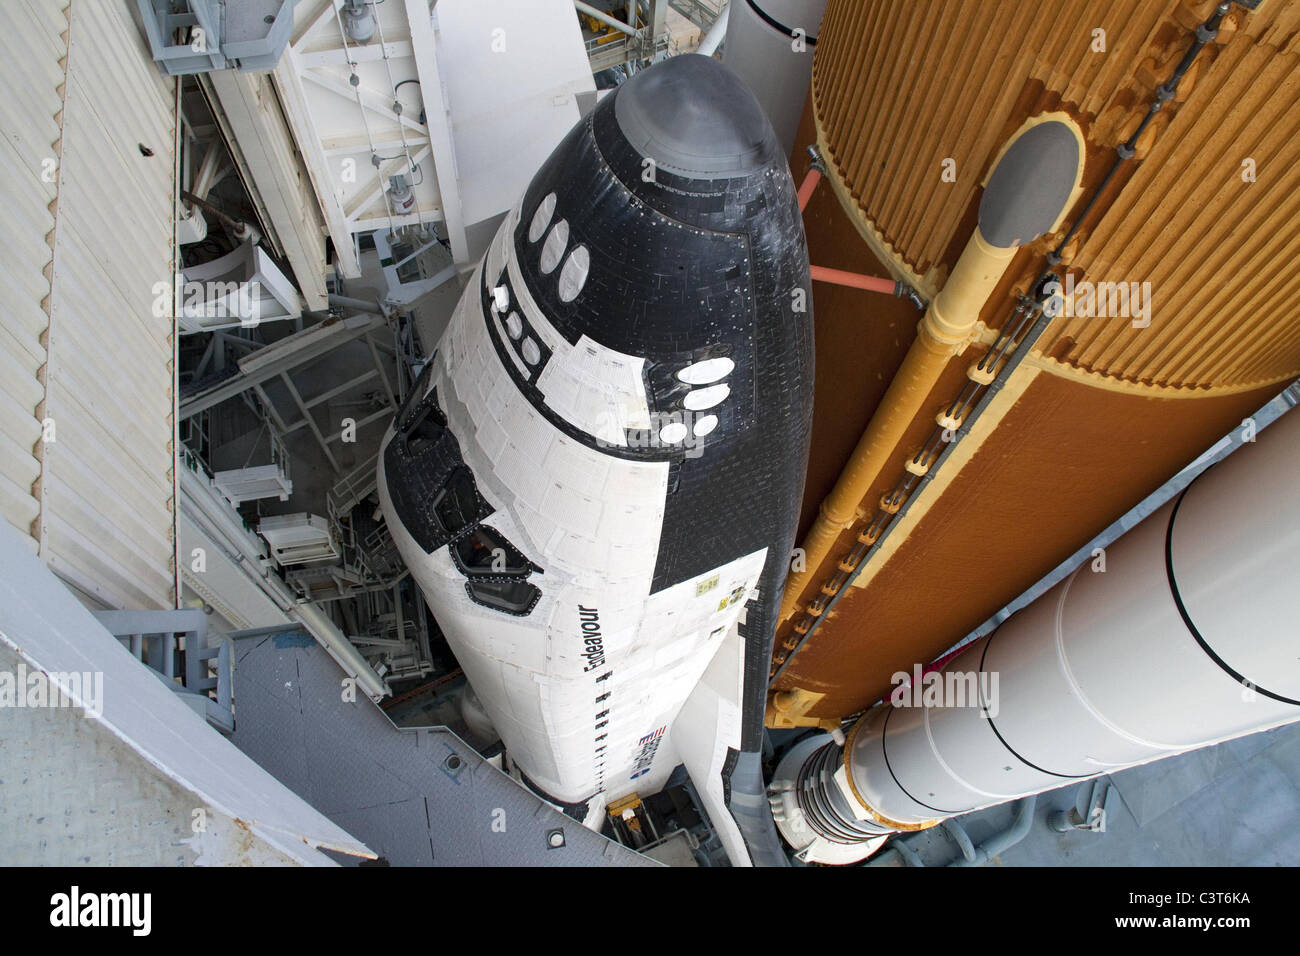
xmin=1 ymin=0 xmax=1298 ymax=871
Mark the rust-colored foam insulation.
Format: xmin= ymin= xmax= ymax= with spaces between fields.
xmin=791 ymin=102 xmax=925 ymax=542
xmin=778 ymin=372 xmax=1280 ymax=718
xmin=775 ymin=0 xmax=1300 ymax=718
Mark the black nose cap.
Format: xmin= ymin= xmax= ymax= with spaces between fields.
xmin=613 ymin=54 xmax=779 ymax=180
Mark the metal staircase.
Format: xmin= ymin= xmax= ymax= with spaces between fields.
xmin=93 ymin=608 xmax=235 ymax=734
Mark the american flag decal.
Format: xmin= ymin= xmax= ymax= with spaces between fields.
xmin=637 ymin=726 xmax=666 ymax=746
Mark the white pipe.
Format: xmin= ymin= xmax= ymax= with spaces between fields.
xmin=191 ymin=139 xmax=227 ymax=202
xmin=950 ymin=796 xmax=1036 ymax=867
xmin=697 ymin=4 xmax=729 ymax=57
xmin=866 ymin=795 xmax=1037 ymax=867
xmin=787 ymin=407 xmax=1300 ymax=846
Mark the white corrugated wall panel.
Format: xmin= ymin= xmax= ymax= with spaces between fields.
xmin=40 ymin=0 xmax=177 ymax=609
xmin=0 ymin=0 xmax=68 ymax=548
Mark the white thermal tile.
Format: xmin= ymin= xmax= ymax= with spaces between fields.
xmin=677 ymin=356 xmax=734 ymax=384
xmin=540 ymin=219 xmax=569 ymax=274
xmin=528 ymin=192 xmax=557 ymax=243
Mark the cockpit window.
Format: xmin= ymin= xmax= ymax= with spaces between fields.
xmin=452 ymin=525 xmax=534 ymax=576
xmin=388 ymin=378 xmax=543 ymax=615
xmin=465 ymin=579 xmax=541 ymax=615
xmin=400 ymin=399 xmax=447 ymax=454
xmin=433 ymin=467 xmax=479 ymax=536
xmin=449 ymin=523 xmax=542 ymax=614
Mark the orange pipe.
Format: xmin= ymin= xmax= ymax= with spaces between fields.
xmin=809 ymin=265 xmax=896 ymax=295
xmin=797 ymin=166 xmax=822 ymax=211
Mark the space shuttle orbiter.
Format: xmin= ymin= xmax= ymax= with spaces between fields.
xmin=378 ymin=53 xmax=813 ymax=866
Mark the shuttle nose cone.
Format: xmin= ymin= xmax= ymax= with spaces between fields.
xmin=613 ymin=54 xmax=779 ymax=179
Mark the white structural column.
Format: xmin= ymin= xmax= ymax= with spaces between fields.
xmin=842 ymin=407 xmax=1300 ymax=828
xmin=204 ymin=68 xmax=333 ymax=308
xmin=405 ymin=0 xmax=469 ymax=265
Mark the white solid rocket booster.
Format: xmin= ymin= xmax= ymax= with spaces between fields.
xmin=773 ymin=406 xmax=1300 ymax=859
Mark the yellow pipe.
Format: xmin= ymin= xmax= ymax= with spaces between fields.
xmin=779 ymin=112 xmax=1086 ymax=630
xmin=779 ymin=231 xmax=1017 ymax=624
